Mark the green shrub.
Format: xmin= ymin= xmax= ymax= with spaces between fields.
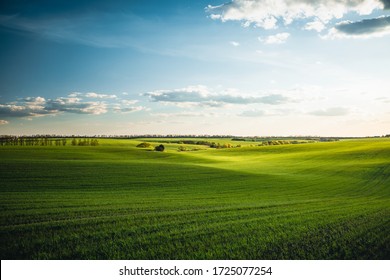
xmin=155 ymin=144 xmax=165 ymax=152
xmin=136 ymin=142 xmax=153 ymax=148
xmin=178 ymin=146 xmax=188 ymax=152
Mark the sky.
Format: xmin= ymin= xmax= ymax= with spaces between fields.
xmin=0 ymin=0 xmax=389 ymax=137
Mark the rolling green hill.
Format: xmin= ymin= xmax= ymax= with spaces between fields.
xmin=0 ymin=138 xmax=389 ymax=259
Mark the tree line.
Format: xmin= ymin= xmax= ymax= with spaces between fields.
xmin=167 ymin=140 xmax=241 ymax=149
xmin=258 ymin=140 xmax=316 ymax=146
xmin=0 ymin=136 xmax=98 ymax=146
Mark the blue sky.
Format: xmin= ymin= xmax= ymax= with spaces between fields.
xmin=0 ymin=0 xmax=389 ymax=136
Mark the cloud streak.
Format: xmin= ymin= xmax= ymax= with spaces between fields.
xmin=0 ymin=11 xmax=150 ymax=49
xmin=113 ymin=106 xmax=146 ymax=114
xmin=325 ymin=16 xmax=390 ymax=38
xmin=143 ymin=86 xmax=293 ymax=107
xmin=309 ymin=107 xmax=350 ymax=116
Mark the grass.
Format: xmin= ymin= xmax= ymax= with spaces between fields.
xmin=0 ymin=138 xmax=389 ymax=259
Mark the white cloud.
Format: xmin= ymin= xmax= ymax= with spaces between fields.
xmin=121 ymin=100 xmax=139 ymax=106
xmin=206 ymin=0 xmax=385 ymax=30
xmin=45 ymin=98 xmax=108 ymax=115
xmin=152 ymin=112 xmax=217 ymax=118
xmin=309 ymin=107 xmax=350 ymax=116
xmin=86 ymin=92 xmax=117 ymax=99
xmin=304 ymin=20 xmax=326 ymax=32
xmin=0 ymin=91 xmax=151 ymax=119
xmin=24 ymin=96 xmax=46 ymax=104
xmin=0 ymin=98 xmax=56 ymax=117
xmin=0 ymin=95 xmax=108 ymax=118
xmin=239 ymin=110 xmax=268 ymax=117
xmin=257 ymin=16 xmax=278 ymax=29
xmin=0 ymin=120 xmax=9 ymax=125
xmin=259 ymin=32 xmax=290 ymax=44
xmin=210 ymin=14 xmax=222 ymax=20
xmin=230 ymin=41 xmax=240 ymax=47
xmin=376 ymin=97 xmax=390 ymax=103
xmin=239 ymin=108 xmax=295 ymax=117
xmin=68 ymin=92 xmax=82 ymax=97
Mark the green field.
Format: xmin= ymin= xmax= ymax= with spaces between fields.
xmin=0 ymin=138 xmax=389 ymax=259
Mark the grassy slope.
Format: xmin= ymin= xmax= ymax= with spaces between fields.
xmin=0 ymin=138 xmax=389 ymax=259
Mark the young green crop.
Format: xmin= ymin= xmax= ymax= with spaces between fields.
xmin=0 ymin=138 xmax=389 ymax=259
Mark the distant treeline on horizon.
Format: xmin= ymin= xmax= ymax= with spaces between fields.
xmin=0 ymin=136 xmax=99 ymax=146
xmin=1 ymin=134 xmax=389 ymax=142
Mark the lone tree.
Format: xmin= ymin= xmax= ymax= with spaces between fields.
xmin=155 ymin=144 xmax=165 ymax=152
